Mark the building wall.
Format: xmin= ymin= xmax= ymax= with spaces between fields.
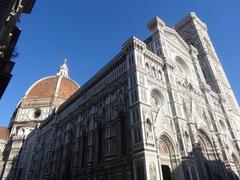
xmin=0 ymin=0 xmax=36 ymax=99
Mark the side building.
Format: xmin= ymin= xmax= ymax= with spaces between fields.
xmin=1 ymin=12 xmax=240 ymax=180
xmin=0 ymin=0 xmax=36 ymax=99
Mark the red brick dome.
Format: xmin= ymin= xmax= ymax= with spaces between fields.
xmin=26 ymin=76 xmax=79 ymax=100
xmin=25 ymin=60 xmax=79 ymax=101
xmin=0 ymin=127 xmax=9 ymax=140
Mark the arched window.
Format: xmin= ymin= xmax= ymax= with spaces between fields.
xmin=158 ymin=70 xmax=163 ymax=81
xmin=175 ymin=56 xmax=190 ymax=78
xmin=152 ymin=66 xmax=157 ymax=78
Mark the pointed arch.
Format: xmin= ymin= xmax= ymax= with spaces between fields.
xmin=196 ymin=128 xmax=218 ymax=180
xmin=158 ymin=133 xmax=178 ymax=180
xmin=159 ymin=133 xmax=176 ymax=156
xmin=145 ymin=62 xmax=150 ymax=74
xmin=175 ymin=56 xmax=191 ymax=78
xmin=198 ymin=128 xmax=214 ymax=157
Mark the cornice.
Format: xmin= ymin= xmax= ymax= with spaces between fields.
xmin=144 ymin=48 xmax=164 ymax=66
xmin=147 ymin=16 xmax=166 ymax=32
xmin=122 ymin=36 xmax=146 ymax=54
xmin=174 ymin=12 xmax=207 ymax=32
xmin=58 ymin=52 xmax=126 ymax=113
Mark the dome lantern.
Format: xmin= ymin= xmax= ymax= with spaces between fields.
xmin=57 ymin=58 xmax=69 ymax=78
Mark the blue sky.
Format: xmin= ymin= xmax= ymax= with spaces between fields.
xmin=0 ymin=0 xmax=240 ymax=126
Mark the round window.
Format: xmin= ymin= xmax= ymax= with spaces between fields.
xmin=33 ymin=108 xmax=41 ymax=119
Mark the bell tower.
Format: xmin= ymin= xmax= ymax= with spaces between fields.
xmin=175 ymin=12 xmax=240 ymax=159
xmin=175 ymin=12 xmax=239 ymax=114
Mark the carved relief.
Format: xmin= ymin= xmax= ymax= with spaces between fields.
xmin=149 ymin=161 xmax=157 ymax=180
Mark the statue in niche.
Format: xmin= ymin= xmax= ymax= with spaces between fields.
xmin=225 ymin=135 xmax=233 ymax=150
xmin=142 ymin=109 xmax=149 ymax=121
xmin=146 ymin=118 xmax=153 ymax=140
xmin=184 ymin=130 xmax=192 ymax=153
xmin=149 ymin=162 xmax=157 ymax=180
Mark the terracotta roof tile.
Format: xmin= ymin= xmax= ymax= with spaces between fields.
xmin=27 ymin=77 xmax=58 ymax=99
xmin=58 ymin=77 xmax=79 ymax=100
xmin=26 ymin=76 xmax=79 ymax=100
xmin=0 ymin=127 xmax=9 ymax=140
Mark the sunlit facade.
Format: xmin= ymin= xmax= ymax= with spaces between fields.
xmin=1 ymin=12 xmax=240 ymax=180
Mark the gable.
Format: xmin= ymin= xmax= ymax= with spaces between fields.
xmin=165 ymin=27 xmax=190 ymax=52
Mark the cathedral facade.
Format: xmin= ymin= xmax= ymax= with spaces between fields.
xmin=1 ymin=12 xmax=240 ymax=180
